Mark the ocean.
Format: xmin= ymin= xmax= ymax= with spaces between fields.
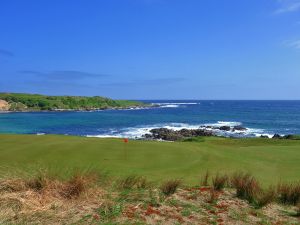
xmin=0 ymin=100 xmax=300 ymax=138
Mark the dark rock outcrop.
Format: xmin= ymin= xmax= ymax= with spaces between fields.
xmin=260 ymin=135 xmax=269 ymax=138
xmin=144 ymin=128 xmax=214 ymax=141
xmin=272 ymin=134 xmax=281 ymax=139
xmin=272 ymin=134 xmax=297 ymax=140
xmin=218 ymin=126 xmax=231 ymax=131
xmin=282 ymin=134 xmax=294 ymax=139
xmin=232 ymin=126 xmax=247 ymax=131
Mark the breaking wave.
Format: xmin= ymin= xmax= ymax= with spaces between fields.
xmin=152 ymin=102 xmax=200 ymax=108
xmin=86 ymin=121 xmax=274 ymax=139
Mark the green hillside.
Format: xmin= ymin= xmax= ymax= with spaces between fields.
xmin=0 ymin=93 xmax=145 ymax=111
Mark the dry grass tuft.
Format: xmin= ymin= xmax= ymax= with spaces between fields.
xmin=59 ymin=174 xmax=91 ymax=199
xmin=117 ymin=175 xmax=148 ymax=190
xmin=160 ymin=179 xmax=181 ymax=196
xmin=200 ymin=170 xmax=210 ymax=186
xmin=254 ymin=186 xmax=276 ymax=208
xmin=207 ymin=188 xmax=219 ymax=204
xmin=26 ymin=174 xmax=48 ymax=192
xmin=296 ymin=202 xmax=300 ymax=217
xmin=60 ymin=175 xmax=86 ymax=199
xmin=277 ymin=182 xmax=300 ymax=205
xmin=212 ymin=173 xmax=228 ymax=191
xmin=0 ymin=197 xmax=23 ymax=213
xmin=1 ymin=170 xmax=300 ymax=224
xmin=97 ymin=200 xmax=123 ymax=221
xmin=230 ymin=172 xmax=261 ymax=203
xmin=0 ymin=179 xmax=26 ymax=192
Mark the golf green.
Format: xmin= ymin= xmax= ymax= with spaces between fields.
xmin=0 ymin=134 xmax=299 ymax=185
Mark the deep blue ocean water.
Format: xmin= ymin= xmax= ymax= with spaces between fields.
xmin=1 ymin=100 xmax=300 ymax=138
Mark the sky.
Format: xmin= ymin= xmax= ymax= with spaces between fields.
xmin=0 ymin=0 xmax=300 ymax=100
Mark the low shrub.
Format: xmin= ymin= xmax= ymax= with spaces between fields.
xmin=160 ymin=179 xmax=181 ymax=196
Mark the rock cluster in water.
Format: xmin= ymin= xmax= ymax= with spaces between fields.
xmin=142 ymin=125 xmax=297 ymax=141
xmin=143 ymin=128 xmax=213 ymax=141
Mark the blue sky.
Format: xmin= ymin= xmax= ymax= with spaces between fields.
xmin=0 ymin=0 xmax=300 ymax=100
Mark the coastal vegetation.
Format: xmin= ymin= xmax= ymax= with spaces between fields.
xmin=0 ymin=93 xmax=145 ymax=111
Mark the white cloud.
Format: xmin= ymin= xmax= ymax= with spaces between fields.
xmin=274 ymin=0 xmax=300 ymax=14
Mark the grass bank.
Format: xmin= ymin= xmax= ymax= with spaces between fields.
xmin=0 ymin=135 xmax=299 ymax=185
xmin=1 ymin=171 xmax=299 ymax=224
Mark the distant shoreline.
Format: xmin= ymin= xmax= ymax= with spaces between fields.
xmin=0 ymin=92 xmax=152 ymax=112
xmin=0 ymin=105 xmax=156 ymax=113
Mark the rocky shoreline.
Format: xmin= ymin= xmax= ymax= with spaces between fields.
xmin=142 ymin=125 xmax=297 ymax=141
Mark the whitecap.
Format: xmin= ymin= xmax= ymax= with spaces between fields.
xmin=159 ymin=104 xmax=180 ymax=108
xmin=152 ymin=102 xmax=200 ymax=108
xmin=154 ymin=102 xmax=200 ymax=105
xmin=205 ymin=121 xmax=242 ymax=127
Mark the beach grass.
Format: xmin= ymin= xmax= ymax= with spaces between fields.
xmin=0 ymin=134 xmax=299 ymax=185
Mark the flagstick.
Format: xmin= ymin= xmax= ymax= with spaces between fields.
xmin=123 ymin=138 xmax=128 ymax=160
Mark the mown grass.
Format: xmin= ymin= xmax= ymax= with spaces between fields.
xmin=0 ymin=134 xmax=300 ymax=185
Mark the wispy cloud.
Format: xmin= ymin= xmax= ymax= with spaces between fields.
xmin=104 ymin=77 xmax=186 ymax=87
xmin=274 ymin=0 xmax=300 ymax=14
xmin=0 ymin=49 xmax=14 ymax=57
xmin=19 ymin=70 xmax=109 ymax=81
xmin=285 ymin=39 xmax=300 ymax=49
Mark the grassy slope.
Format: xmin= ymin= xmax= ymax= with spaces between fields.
xmin=0 ymin=135 xmax=299 ymax=185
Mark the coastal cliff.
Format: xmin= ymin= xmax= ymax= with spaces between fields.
xmin=0 ymin=99 xmax=10 ymax=111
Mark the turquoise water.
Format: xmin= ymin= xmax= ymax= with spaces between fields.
xmin=0 ymin=100 xmax=300 ymax=138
